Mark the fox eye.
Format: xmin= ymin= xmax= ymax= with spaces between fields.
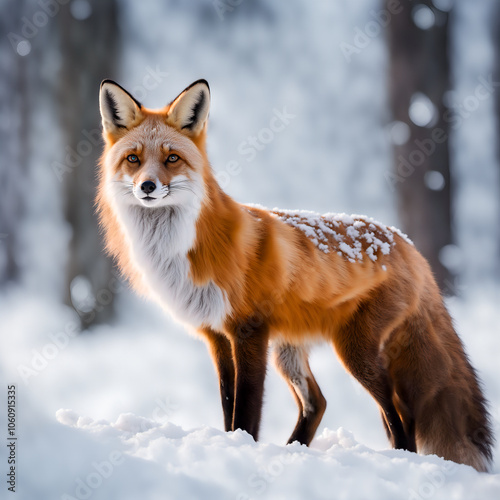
xmin=166 ymin=154 xmax=179 ymax=163
xmin=127 ymin=154 xmax=139 ymax=163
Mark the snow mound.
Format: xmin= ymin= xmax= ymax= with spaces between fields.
xmin=56 ymin=410 xmax=500 ymax=500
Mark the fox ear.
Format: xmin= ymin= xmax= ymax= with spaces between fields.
xmin=167 ymin=79 xmax=210 ymax=137
xmin=99 ymin=80 xmax=143 ymax=140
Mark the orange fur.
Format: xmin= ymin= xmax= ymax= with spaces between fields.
xmin=96 ymin=79 xmax=493 ymax=471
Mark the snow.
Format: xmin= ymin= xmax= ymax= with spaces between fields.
xmin=52 ymin=411 xmax=500 ymax=500
xmin=268 ymin=207 xmax=410 ymax=262
xmin=1 ymin=285 xmax=499 ymax=499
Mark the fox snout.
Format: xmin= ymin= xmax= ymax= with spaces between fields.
xmin=132 ymin=176 xmax=168 ymax=206
xmin=140 ymin=180 xmax=156 ymax=194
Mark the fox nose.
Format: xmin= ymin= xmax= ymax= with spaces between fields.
xmin=140 ymin=180 xmax=156 ymax=194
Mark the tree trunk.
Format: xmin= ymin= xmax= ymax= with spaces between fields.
xmin=57 ymin=0 xmax=121 ymax=325
xmin=0 ymin=0 xmax=29 ymax=285
xmin=386 ymin=0 xmax=453 ymax=290
xmin=493 ymin=3 xmax=500 ymax=277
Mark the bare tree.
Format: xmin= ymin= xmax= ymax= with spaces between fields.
xmin=386 ymin=0 xmax=453 ymax=290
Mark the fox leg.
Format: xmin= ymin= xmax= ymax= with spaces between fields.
xmin=202 ymin=328 xmax=235 ymax=432
xmin=378 ymin=403 xmax=416 ymax=452
xmin=379 ymin=409 xmax=391 ymax=440
xmin=391 ymin=392 xmax=417 ymax=452
xmin=229 ymin=320 xmax=269 ymax=441
xmin=273 ymin=343 xmax=327 ymax=446
xmin=332 ymin=311 xmax=411 ymax=451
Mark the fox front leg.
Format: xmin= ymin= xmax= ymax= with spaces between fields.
xmin=202 ymin=329 xmax=235 ymax=432
xmin=229 ymin=320 xmax=269 ymax=440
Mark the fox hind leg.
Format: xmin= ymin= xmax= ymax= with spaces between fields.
xmin=336 ymin=346 xmax=409 ymax=450
xmin=273 ymin=343 xmax=327 ymax=446
xmin=332 ymin=307 xmax=412 ymax=451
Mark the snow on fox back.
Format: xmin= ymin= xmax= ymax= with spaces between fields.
xmin=266 ymin=208 xmax=413 ymax=263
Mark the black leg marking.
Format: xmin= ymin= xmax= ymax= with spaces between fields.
xmin=273 ymin=343 xmax=327 ymax=446
xmin=202 ymin=329 xmax=235 ymax=432
xmin=230 ymin=321 xmax=269 ymax=440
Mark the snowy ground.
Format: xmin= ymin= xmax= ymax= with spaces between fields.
xmin=1 ymin=283 xmax=499 ymax=499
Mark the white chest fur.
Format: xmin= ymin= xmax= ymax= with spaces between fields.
xmin=116 ymin=203 xmax=230 ymax=330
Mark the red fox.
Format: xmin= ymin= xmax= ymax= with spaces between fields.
xmin=97 ymin=79 xmax=493 ymax=471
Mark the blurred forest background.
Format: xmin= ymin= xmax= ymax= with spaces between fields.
xmin=2 ymin=2 xmax=500 ymax=495
xmin=0 ymin=0 xmax=499 ymax=328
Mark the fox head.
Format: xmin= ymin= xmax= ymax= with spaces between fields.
xmin=99 ymin=79 xmax=210 ymax=209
